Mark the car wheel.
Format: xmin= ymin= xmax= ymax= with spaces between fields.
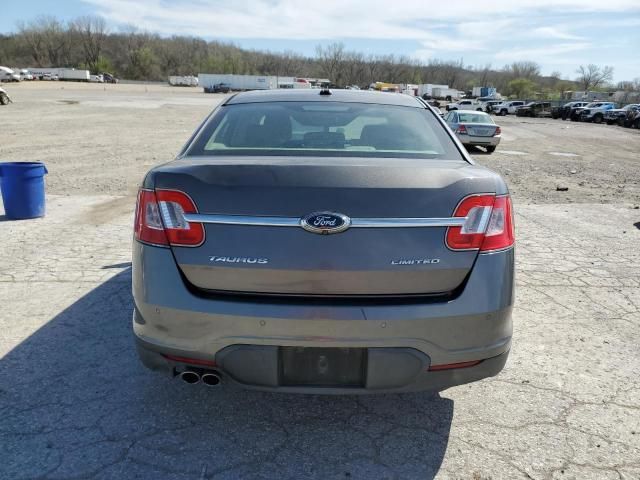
xmin=0 ymin=93 xmax=8 ymax=105
xmin=500 ymin=109 xmax=507 ymax=116
xmin=485 ymin=146 xmax=496 ymax=153
xmin=593 ymin=114 xmax=603 ymax=124
xmin=617 ymin=117 xmax=625 ymax=127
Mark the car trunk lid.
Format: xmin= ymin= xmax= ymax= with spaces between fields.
xmin=463 ymin=123 xmax=498 ymax=137
xmin=151 ymin=157 xmax=500 ymax=296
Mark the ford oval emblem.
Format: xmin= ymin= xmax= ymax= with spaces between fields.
xmin=300 ymin=211 xmax=351 ymax=235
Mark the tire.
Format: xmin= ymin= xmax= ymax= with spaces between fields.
xmin=485 ymin=146 xmax=496 ymax=153
xmin=617 ymin=117 xmax=625 ymax=127
xmin=593 ymin=114 xmax=603 ymax=124
xmin=0 ymin=93 xmax=8 ymax=105
xmin=500 ymin=109 xmax=507 ymax=116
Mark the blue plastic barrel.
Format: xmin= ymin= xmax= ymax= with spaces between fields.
xmin=0 ymin=162 xmax=48 ymax=219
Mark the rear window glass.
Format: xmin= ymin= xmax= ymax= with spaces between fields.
xmin=187 ymin=101 xmax=463 ymax=160
xmin=457 ymin=112 xmax=495 ymax=124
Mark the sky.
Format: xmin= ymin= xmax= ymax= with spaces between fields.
xmin=3 ymin=0 xmax=639 ymax=82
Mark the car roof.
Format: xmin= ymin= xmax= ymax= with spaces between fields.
xmin=224 ymin=89 xmax=425 ymax=108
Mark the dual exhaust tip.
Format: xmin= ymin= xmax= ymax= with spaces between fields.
xmin=179 ymin=370 xmax=221 ymax=387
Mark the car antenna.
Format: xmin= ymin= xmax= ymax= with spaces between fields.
xmin=319 ymin=87 xmax=332 ymax=96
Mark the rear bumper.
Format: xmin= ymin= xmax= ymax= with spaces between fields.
xmin=136 ymin=337 xmax=510 ymax=394
xmin=132 ymin=242 xmax=514 ymax=393
xmin=457 ymin=133 xmax=501 ymax=147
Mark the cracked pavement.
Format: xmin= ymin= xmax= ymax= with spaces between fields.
xmin=1 ymin=197 xmax=638 ymax=480
xmin=1 ymin=83 xmax=639 ymax=479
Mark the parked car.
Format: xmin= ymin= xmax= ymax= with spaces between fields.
xmin=132 ymin=89 xmax=514 ymax=393
xmin=603 ymin=104 xmax=640 ymax=126
xmin=204 ymin=82 xmax=231 ymax=94
xmin=551 ymin=101 xmax=589 ymax=120
xmin=628 ymin=109 xmax=640 ymax=129
xmin=445 ymin=99 xmax=483 ymax=111
xmin=102 ymin=72 xmax=118 ymax=84
xmin=515 ymin=102 xmax=552 ymax=118
xmin=18 ymin=69 xmax=34 ymax=81
xmin=0 ymin=86 xmax=12 ymax=105
xmin=444 ymin=110 xmax=501 ymax=153
xmin=579 ymin=102 xmax=616 ymax=123
xmin=480 ymin=100 xmax=504 ymax=113
xmin=492 ymin=101 xmax=525 ymax=116
xmin=90 ymin=74 xmax=104 ymax=83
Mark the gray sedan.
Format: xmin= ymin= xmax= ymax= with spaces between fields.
xmin=133 ymin=89 xmax=514 ymax=394
xmin=444 ymin=110 xmax=501 ymax=153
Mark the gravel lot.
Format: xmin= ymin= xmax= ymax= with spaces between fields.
xmin=1 ymin=83 xmax=639 ymax=480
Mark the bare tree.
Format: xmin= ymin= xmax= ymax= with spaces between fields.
xmin=71 ymin=16 xmax=108 ymax=73
xmin=17 ymin=21 xmax=46 ymax=66
xmin=575 ymin=64 xmax=614 ymax=90
xmin=504 ymin=61 xmax=540 ymax=80
xmin=315 ymin=42 xmax=345 ymax=84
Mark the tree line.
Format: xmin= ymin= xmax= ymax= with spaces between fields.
xmin=1 ymin=15 xmax=634 ymax=97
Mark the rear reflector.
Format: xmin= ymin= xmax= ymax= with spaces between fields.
xmin=446 ymin=194 xmax=515 ymax=252
xmin=428 ymin=360 xmax=482 ymax=371
xmin=163 ymin=354 xmax=217 ymax=367
xmin=134 ymin=188 xmax=205 ymax=247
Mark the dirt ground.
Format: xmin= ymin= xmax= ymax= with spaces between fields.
xmin=2 ymin=81 xmax=639 ymax=205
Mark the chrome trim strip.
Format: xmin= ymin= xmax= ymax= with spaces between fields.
xmin=184 ymin=214 xmax=300 ymax=227
xmin=351 ymin=218 xmax=465 ymax=228
xmin=184 ymin=213 xmax=466 ymax=228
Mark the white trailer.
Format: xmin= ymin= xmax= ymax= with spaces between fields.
xmin=277 ymin=77 xmax=312 ymax=89
xmin=198 ymin=74 xmax=277 ymax=91
xmin=27 ymin=68 xmax=90 ymax=81
xmin=432 ymin=87 xmax=461 ymax=100
xmin=169 ymin=75 xmax=199 ymax=87
xmin=59 ymin=69 xmax=90 ymax=81
xmin=417 ymin=84 xmax=448 ymax=97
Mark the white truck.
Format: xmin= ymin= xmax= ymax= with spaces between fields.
xmin=432 ymin=87 xmax=461 ymax=101
xmin=417 ymin=84 xmax=448 ymax=98
xmin=169 ymin=75 xmax=199 ymax=87
xmin=0 ymin=66 xmax=21 ymax=82
xmin=492 ymin=100 xmax=526 ymax=116
xmin=445 ymin=99 xmax=483 ymax=111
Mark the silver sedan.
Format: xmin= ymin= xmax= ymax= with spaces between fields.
xmin=444 ymin=110 xmax=501 ymax=153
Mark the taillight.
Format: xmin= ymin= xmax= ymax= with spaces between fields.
xmin=494 ymin=126 xmax=501 ymax=136
xmin=456 ymin=124 xmax=468 ymax=134
xmin=134 ymin=188 xmax=204 ymax=247
xmin=134 ymin=189 xmax=169 ymax=246
xmin=446 ymin=194 xmax=515 ymax=252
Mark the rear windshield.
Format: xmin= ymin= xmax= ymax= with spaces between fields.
xmin=187 ymin=101 xmax=463 ymax=159
xmin=457 ymin=112 xmax=495 ymax=124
